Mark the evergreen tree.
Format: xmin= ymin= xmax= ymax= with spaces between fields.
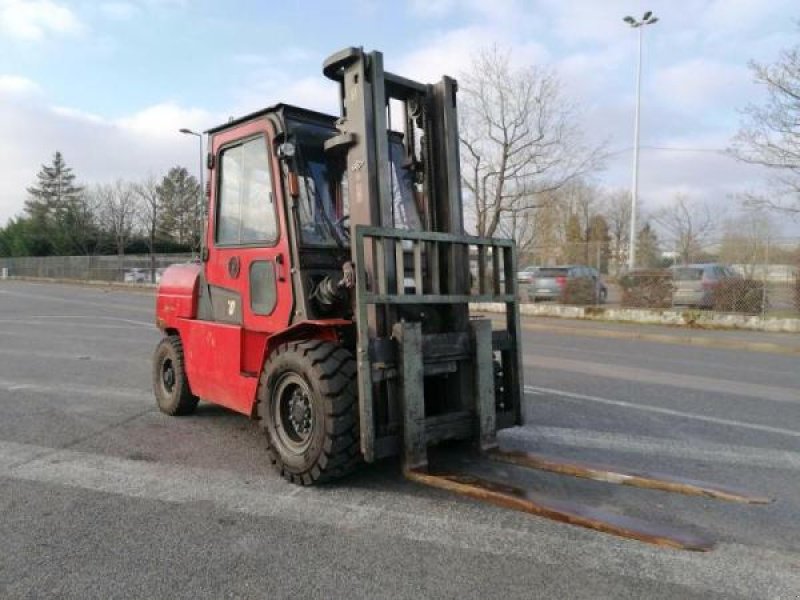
xmin=588 ymin=214 xmax=611 ymax=273
xmin=24 ymin=152 xmax=96 ymax=255
xmin=563 ymin=213 xmax=584 ymax=263
xmin=636 ymin=222 xmax=662 ymax=268
xmin=0 ymin=217 xmax=52 ymax=257
xmin=26 ymin=152 xmax=83 ymax=216
xmin=157 ymin=166 xmax=201 ymax=249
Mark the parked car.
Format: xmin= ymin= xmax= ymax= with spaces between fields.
xmin=123 ymin=268 xmax=147 ymax=284
xmin=517 ymin=266 xmax=540 ymax=285
xmin=528 ymin=265 xmax=607 ymax=303
xmin=670 ymin=263 xmax=738 ymax=308
xmin=124 ymin=267 xmax=164 ymax=284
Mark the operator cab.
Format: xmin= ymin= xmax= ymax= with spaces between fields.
xmin=200 ymin=104 xmax=425 ymax=330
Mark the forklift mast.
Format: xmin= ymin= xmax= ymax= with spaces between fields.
xmin=322 ymin=47 xmax=524 ymax=467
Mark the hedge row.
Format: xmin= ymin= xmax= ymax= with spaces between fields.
xmin=619 ymin=270 xmax=673 ymax=309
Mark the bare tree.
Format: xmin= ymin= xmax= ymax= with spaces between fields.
xmin=459 ymin=46 xmax=605 ymax=240
xmin=498 ymin=189 xmax=561 ymax=265
xmin=719 ymin=208 xmax=778 ymax=277
xmin=556 ymin=180 xmax=600 ymax=264
xmin=134 ymin=176 xmax=161 ymax=282
xmin=651 ymin=194 xmax=716 ymax=265
xmin=730 ymin=42 xmax=800 ymax=215
xmin=94 ymin=180 xmax=139 ymax=262
xmin=602 ymin=189 xmax=632 ymax=274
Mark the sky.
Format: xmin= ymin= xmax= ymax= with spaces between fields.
xmin=1 ymin=0 xmax=798 ymax=233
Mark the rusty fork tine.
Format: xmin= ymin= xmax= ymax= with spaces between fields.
xmin=405 ymin=469 xmax=715 ymax=551
xmin=488 ymin=449 xmax=773 ymax=505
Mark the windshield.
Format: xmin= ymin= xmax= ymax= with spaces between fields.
xmin=538 ymin=268 xmax=568 ymax=278
xmin=389 ymin=139 xmax=423 ymax=231
xmin=296 ymin=148 xmax=346 ymax=246
xmin=294 ymin=134 xmax=422 ymax=246
xmin=672 ymin=267 xmax=703 ymax=281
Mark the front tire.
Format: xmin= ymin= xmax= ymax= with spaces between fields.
xmin=152 ymin=335 xmax=199 ymax=416
xmin=258 ymin=340 xmax=360 ymax=485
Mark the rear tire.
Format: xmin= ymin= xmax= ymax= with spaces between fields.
xmin=258 ymin=340 xmax=360 ymax=485
xmin=152 ymin=335 xmax=199 ymax=416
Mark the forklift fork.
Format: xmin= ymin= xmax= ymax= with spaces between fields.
xmin=395 ymin=319 xmax=770 ymax=552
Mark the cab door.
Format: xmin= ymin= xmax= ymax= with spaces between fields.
xmin=205 ymin=117 xmax=293 ymax=335
xmin=186 ymin=118 xmax=293 ymax=412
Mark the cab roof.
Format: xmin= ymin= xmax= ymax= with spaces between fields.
xmin=205 ymin=103 xmax=337 ymax=135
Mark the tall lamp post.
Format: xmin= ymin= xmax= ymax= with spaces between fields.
xmin=179 ymin=128 xmax=204 ymax=256
xmin=623 ymin=11 xmax=658 ymax=270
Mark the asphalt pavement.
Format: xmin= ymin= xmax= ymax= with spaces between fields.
xmin=0 ymin=280 xmax=798 ymax=599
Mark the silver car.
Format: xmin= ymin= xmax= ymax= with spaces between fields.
xmin=529 ymin=265 xmax=607 ymax=303
xmin=671 ymin=263 xmax=738 ymax=308
xmin=517 ymin=266 xmax=539 ymax=286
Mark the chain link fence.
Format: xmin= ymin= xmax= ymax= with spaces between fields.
xmin=0 ymin=253 xmax=195 ymax=284
xmin=2 ymin=239 xmax=799 ymax=319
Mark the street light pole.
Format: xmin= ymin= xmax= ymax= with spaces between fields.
xmin=179 ymin=128 xmax=204 ymax=257
xmin=623 ymin=12 xmax=658 ymax=270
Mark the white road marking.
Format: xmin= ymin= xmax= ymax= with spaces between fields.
xmin=0 ymin=346 xmax=146 ymax=364
xmin=0 ymin=288 xmax=152 ymax=314
xmin=0 ymin=439 xmax=797 ymax=597
xmin=0 ymin=378 xmax=147 ymax=400
xmin=524 ymin=354 xmax=800 ymax=404
xmin=500 ymin=425 xmax=800 ymax=471
xmin=0 ymin=328 xmax=149 ymax=345
xmin=33 ymin=315 xmax=154 ymax=328
xmin=526 ymin=386 xmax=800 ymax=439
xmin=0 ymin=318 xmax=149 ymax=331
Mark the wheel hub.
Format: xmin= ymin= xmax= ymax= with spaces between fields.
xmin=288 ymin=391 xmax=312 ymax=434
xmin=273 ymin=373 xmax=315 ymax=454
xmin=161 ymin=359 xmax=175 ymax=392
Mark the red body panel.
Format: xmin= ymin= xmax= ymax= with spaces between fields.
xmin=156 ymin=262 xmax=201 ymax=329
xmin=179 ymin=318 xmax=259 ymax=414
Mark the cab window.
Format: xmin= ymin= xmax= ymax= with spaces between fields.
xmin=216 ymin=136 xmax=277 ymax=245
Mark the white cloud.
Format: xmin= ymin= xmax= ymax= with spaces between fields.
xmin=50 ymin=105 xmax=109 ymax=125
xmin=0 ymin=74 xmax=41 ymax=96
xmin=701 ymin=0 xmax=798 ymax=35
xmin=392 ymin=26 xmax=549 ymax=84
xmin=232 ymin=71 xmax=338 ymax=117
xmin=0 ymin=0 xmax=85 ymax=41
xmin=651 ymin=59 xmax=751 ymax=112
xmin=116 ymin=102 xmax=214 ymax=138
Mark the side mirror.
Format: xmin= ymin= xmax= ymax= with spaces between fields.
xmin=277 ymin=142 xmax=296 ymax=160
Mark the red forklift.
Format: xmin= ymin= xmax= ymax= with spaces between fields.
xmin=153 ymin=47 xmax=767 ymax=550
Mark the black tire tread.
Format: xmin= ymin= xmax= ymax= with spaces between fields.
xmin=257 ymin=340 xmax=360 ymax=485
xmin=152 ymin=335 xmax=199 ymax=416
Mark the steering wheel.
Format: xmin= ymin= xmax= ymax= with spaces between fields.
xmin=334 ymin=214 xmax=350 ymax=239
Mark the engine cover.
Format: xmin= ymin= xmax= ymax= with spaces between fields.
xmin=156 ymin=262 xmax=201 ymax=330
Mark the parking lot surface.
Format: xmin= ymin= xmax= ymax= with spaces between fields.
xmin=0 ymin=280 xmax=798 ymax=599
